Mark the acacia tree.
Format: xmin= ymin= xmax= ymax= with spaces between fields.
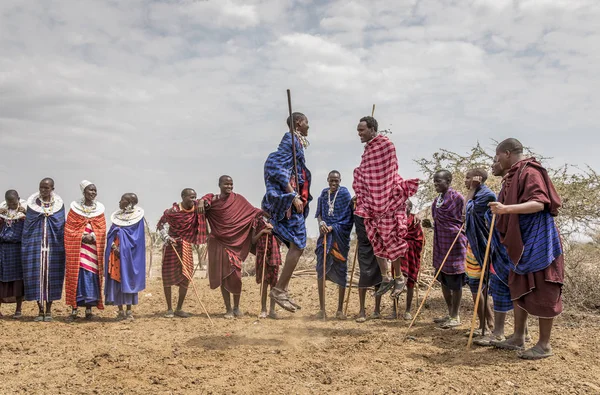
xmin=413 ymin=142 xmax=600 ymax=239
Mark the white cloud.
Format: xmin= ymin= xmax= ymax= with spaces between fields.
xmin=0 ymin=0 xmax=598 ymax=238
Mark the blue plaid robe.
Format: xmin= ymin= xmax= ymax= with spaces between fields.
xmin=513 ymin=211 xmax=562 ymax=275
xmin=22 ymin=205 xmax=66 ymax=302
xmin=315 ymin=187 xmax=353 ymax=286
xmin=484 ymin=211 xmax=514 ymax=312
xmin=0 ymin=218 xmax=25 ymax=282
xmin=262 ymin=132 xmax=312 ymax=249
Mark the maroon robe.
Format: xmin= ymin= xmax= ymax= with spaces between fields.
xmin=202 ymin=193 xmax=262 ymax=295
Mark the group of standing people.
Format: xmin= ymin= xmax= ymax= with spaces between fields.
xmin=0 ymin=179 xmax=145 ymax=321
xmin=0 ymin=113 xmax=564 ymax=360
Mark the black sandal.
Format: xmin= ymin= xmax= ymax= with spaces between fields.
xmin=374 ymin=278 xmax=394 ymax=297
xmin=269 ymin=288 xmax=296 ymax=313
xmin=390 ymin=277 xmax=406 ymax=298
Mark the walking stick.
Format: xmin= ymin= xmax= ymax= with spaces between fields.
xmin=343 ymin=242 xmax=358 ymax=316
xmin=371 ymin=104 xmax=376 ymax=117
xmin=258 ymin=236 xmax=269 ymax=315
xmin=391 ymin=265 xmax=399 ymax=320
xmin=404 ymin=224 xmax=465 ymax=340
xmin=467 ymin=215 xmax=496 ymax=349
xmin=170 ymin=243 xmax=214 ymax=325
xmin=322 ymin=235 xmax=327 ymax=316
xmin=287 ymin=89 xmax=299 ymax=194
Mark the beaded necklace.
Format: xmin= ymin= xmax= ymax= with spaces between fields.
xmin=327 ymin=189 xmax=339 ymax=217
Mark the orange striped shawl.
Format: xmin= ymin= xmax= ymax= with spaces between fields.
xmin=65 ymin=210 xmax=106 ymax=309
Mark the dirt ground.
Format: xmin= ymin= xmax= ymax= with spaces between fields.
xmin=1 ymin=276 xmax=599 ymax=395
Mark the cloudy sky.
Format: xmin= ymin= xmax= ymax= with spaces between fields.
xmin=1 ymin=0 xmax=598 ymax=236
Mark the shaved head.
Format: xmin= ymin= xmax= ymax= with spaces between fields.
xmin=40 ymin=177 xmax=55 ymax=187
xmin=181 ymin=188 xmax=195 ymax=199
xmin=5 ymin=190 xmax=18 ymax=199
xmin=434 ymin=169 xmax=453 ymax=182
xmin=497 ymin=138 xmax=523 ymax=155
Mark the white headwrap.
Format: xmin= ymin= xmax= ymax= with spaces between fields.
xmin=80 ymin=180 xmax=93 ymax=194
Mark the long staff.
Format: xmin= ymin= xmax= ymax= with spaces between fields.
xmin=343 ymin=245 xmax=358 ymax=316
xmin=404 ymin=224 xmax=465 ymax=339
xmin=322 ymin=235 xmax=327 ymax=316
xmin=466 ymin=215 xmax=496 ymax=349
xmin=287 ymin=89 xmax=299 ymax=193
xmin=171 ymin=243 xmax=214 ymax=325
xmin=258 ymin=236 xmax=269 ymax=316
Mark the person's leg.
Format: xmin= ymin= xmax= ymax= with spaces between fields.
xmin=535 ymin=318 xmax=554 ymax=352
xmin=493 ymin=312 xmax=507 ymax=337
xmin=15 ymin=297 xmax=23 ymax=317
xmin=405 ymin=287 xmax=414 ymax=316
xmin=356 ymin=288 xmax=367 ymax=321
xmin=373 ymin=293 xmax=382 ymax=318
xmin=275 ymin=243 xmax=304 ymax=291
xmin=176 ymin=286 xmax=188 ymax=310
xmin=496 ymin=303 xmax=527 ymax=348
xmin=390 ymin=258 xmax=406 ymax=298
xmin=268 ymin=285 xmax=277 ymax=318
xmin=164 ymin=286 xmax=173 ymax=311
xmin=221 ymin=286 xmax=232 ymax=315
xmin=450 ymin=287 xmax=462 ymax=319
xmin=441 ymin=283 xmax=453 ymax=316
xmin=260 ymin=281 xmax=269 ymax=315
xmin=317 ymin=277 xmax=325 ymax=316
xmin=232 ymin=294 xmax=242 ymax=317
xmin=337 ymin=285 xmax=345 ymax=313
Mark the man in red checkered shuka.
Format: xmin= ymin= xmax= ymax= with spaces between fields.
xmin=352 ymin=116 xmax=420 ymax=322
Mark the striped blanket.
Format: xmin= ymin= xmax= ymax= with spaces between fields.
xmin=22 ymin=194 xmax=66 ymax=302
xmin=65 ymin=209 xmax=106 ymax=309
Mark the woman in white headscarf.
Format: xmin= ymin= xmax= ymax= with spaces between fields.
xmin=64 ymin=180 xmax=107 ymax=320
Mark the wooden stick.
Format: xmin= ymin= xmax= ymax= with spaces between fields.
xmin=392 ymin=265 xmax=399 ymax=320
xmin=170 ymin=243 xmax=214 ymax=325
xmin=467 ymin=215 xmax=496 ymax=349
xmin=259 ymin=236 xmax=269 ymax=315
xmin=322 ymin=235 xmax=327 ymax=315
xmin=404 ymin=224 xmax=464 ymax=339
xmin=287 ymin=89 xmax=299 ymax=193
xmin=371 ymin=104 xmax=376 ymax=117
xmin=344 ymin=241 xmax=359 ymax=316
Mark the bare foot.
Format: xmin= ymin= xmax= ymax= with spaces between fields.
xmin=224 ymin=311 xmax=234 ymax=320
xmin=233 ymin=308 xmax=243 ymax=318
xmin=370 ymin=312 xmax=382 ymax=320
xmin=258 ymin=311 xmax=268 ymax=319
xmin=316 ymin=310 xmax=327 ymax=320
xmin=268 ymin=310 xmax=278 ymax=319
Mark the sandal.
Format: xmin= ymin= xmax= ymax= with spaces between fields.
xmin=390 ymin=277 xmax=406 ymax=298
xmin=440 ymin=317 xmax=461 ymax=329
xmin=269 ymin=289 xmax=296 ymax=313
xmin=374 ymin=278 xmax=394 ymax=297
xmin=335 ymin=311 xmax=346 ymax=320
xmin=474 ymin=334 xmax=506 ymax=347
xmin=175 ymin=309 xmax=191 ymax=318
xmin=126 ymin=311 xmax=134 ymax=321
xmin=34 ymin=314 xmax=45 ymax=322
xmin=355 ymin=316 xmax=367 ymax=323
xmin=164 ymin=310 xmax=175 ymax=318
xmin=518 ymin=346 xmax=553 ymax=360
xmin=85 ymin=309 xmax=94 ymax=321
xmin=43 ymin=315 xmax=53 ymax=322
xmin=464 ymin=329 xmax=483 ymax=338
xmin=493 ymin=339 xmax=525 ymax=351
xmin=287 ymin=295 xmax=301 ymax=310
xmin=403 ymin=312 xmax=412 ymax=321
xmin=433 ymin=315 xmax=450 ymax=324
xmin=13 ymin=311 xmax=22 ymax=319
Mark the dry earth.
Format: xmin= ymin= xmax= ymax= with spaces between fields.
xmin=1 ymin=276 xmax=599 ymax=394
